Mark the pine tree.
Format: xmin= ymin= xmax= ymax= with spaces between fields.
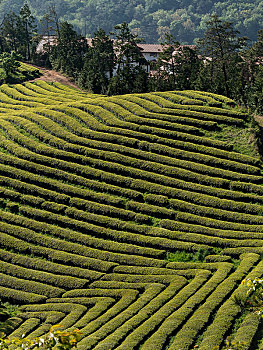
xmin=79 ymin=29 xmax=114 ymax=94
xmin=197 ymin=14 xmax=247 ymax=98
xmin=108 ymin=22 xmax=148 ymax=95
xmin=19 ymin=4 xmax=37 ymax=61
xmin=50 ymin=21 xmax=88 ymax=78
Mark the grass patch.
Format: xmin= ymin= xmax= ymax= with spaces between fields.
xmin=204 ymin=121 xmax=261 ymax=159
xmin=166 ymin=248 xmax=212 ymax=263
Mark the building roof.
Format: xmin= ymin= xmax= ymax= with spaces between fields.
xmin=137 ymin=44 xmax=163 ymax=53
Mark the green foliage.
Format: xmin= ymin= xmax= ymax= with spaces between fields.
xmin=49 ymin=22 xmax=88 ymax=78
xmin=235 ymin=278 xmax=263 ymax=316
xmin=0 ymin=85 xmax=261 ymax=348
xmin=0 ymin=325 xmax=82 ymax=349
xmin=197 ymin=14 xmax=247 ymax=99
xmin=0 ymin=52 xmax=21 ymax=80
xmin=149 ymin=33 xmax=200 ymax=91
xmin=108 ymin=22 xmax=149 ymax=95
xmin=78 ymin=29 xmax=114 ymax=94
xmin=166 ymin=249 xmax=211 ymax=263
xmin=1 ymin=0 xmax=262 ymax=44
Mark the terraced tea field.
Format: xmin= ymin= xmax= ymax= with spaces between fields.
xmin=0 ymin=81 xmax=262 ymax=349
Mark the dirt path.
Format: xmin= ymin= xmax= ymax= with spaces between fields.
xmin=28 ymin=65 xmax=84 ymax=91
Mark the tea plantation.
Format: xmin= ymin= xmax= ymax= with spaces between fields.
xmin=0 ymin=81 xmax=262 ymax=349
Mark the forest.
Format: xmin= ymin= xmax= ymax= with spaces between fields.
xmin=1 ymin=3 xmax=263 ymax=113
xmin=0 ymin=0 xmax=263 ymax=43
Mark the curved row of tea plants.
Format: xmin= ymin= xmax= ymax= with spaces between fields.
xmin=0 ymin=81 xmax=262 ymax=349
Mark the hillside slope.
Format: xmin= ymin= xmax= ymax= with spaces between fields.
xmin=0 ymin=83 xmax=262 ymax=349
xmin=0 ymin=0 xmax=262 ymax=43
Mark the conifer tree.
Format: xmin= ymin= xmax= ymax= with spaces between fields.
xmin=79 ymin=29 xmax=114 ymax=93
xmin=50 ymin=21 xmax=88 ymax=78
xmin=197 ymin=14 xmax=247 ymax=98
xmin=108 ymin=22 xmax=148 ymax=95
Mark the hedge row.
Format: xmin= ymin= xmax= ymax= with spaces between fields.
xmin=144 ymin=258 xmax=251 ymax=350
xmin=145 ymin=192 xmax=263 ymax=215
xmin=2 ymin=83 xmax=86 ymax=105
xmin=89 ymin=280 xmax=160 ymax=291
xmin=20 ymin=302 xmax=87 ymax=330
xmin=198 ymin=253 xmax=260 ymax=350
xmin=0 ymin=179 xmax=143 ymax=228
xmin=136 ymin=134 xmax=259 ymax=167
xmin=17 ymin=84 xmax=83 ymax=104
xmin=137 ymin=92 xmax=205 ymax=108
xmin=115 ymin=277 xmax=222 ymax=350
xmin=87 ymin=277 xmax=187 ymax=350
xmin=63 ymin=103 xmax=208 ymax=144
xmin=0 ymin=208 xmax=166 ymax=265
xmin=71 ymin=102 xmax=234 ymax=151
xmin=131 ymin=180 xmax=263 ymax=218
xmin=168 ymin=197 xmax=263 ymax=225
xmin=169 ymin=255 xmax=259 ymax=350
xmin=98 ymin=98 xmax=216 ymax=130
xmin=126 ymin=200 xmax=175 ymax=219
xmin=9 ymin=117 xmax=263 ymax=178
xmin=93 ymin=99 xmax=205 ymax=134
xmin=152 ymin=92 xmax=248 ymax=120
xmin=113 ymin=265 xmax=192 ymax=277
xmin=6 ymin=116 xmax=260 ymax=185
xmin=0 ymin=84 xmax=54 ymax=105
xmin=166 ymin=261 xmax=230 ymax=270
xmin=170 ymin=90 xmax=224 ymax=107
xmin=0 ymin=161 xmax=141 ymax=204
xmin=0 ymin=271 xmax=64 ymax=298
xmin=59 ymin=297 xmax=117 ymax=329
xmin=24 ymin=81 xmax=70 ymax=97
xmin=2 ymin=134 xmax=262 ymax=211
xmin=161 ymin=212 xmax=263 ymax=233
xmin=53 ymin=81 xmax=87 ymax=92
xmin=63 ymin=287 xmax=139 ymax=298
xmin=0 ymin=88 xmax=35 ymax=105
xmin=0 ymin=248 xmax=101 ymax=280
xmin=0 ymin=285 xmax=47 ymax=304
xmin=0 ymin=141 xmax=146 ymax=200
xmin=118 ymin=95 xmax=243 ymax=125
xmin=0 ymin=259 xmax=88 ymax=290
xmin=150 ymin=225 xmax=263 ymax=249
xmin=134 ymin=92 xmax=244 ymax=119
xmin=34 ymin=105 xmax=261 ymax=169
xmin=152 ymin=92 xmax=243 ymax=117
xmin=21 ymin=202 xmax=164 ymax=256
xmin=23 ymin=82 xmax=87 ymax=101
xmin=0 ymin=183 xmax=44 ymax=207
xmin=13 ymin=109 xmax=260 ymax=174
xmin=77 ymin=284 xmax=165 ymax=350
xmin=75 ymin=288 xmax=144 ymax=348
xmin=131 ymin=111 xmax=216 ymax=130
xmin=0 ymin=101 xmax=26 ymax=110
xmin=34 ymin=80 xmax=78 ymax=93
xmin=20 ymin=201 xmax=212 ymax=253
xmin=131 ymin=198 xmax=263 ymax=227
xmin=4 ymin=317 xmax=30 ymax=338
xmin=192 ymin=90 xmax=236 ymax=105
xmin=140 ymin=268 xmax=221 ymax=350
xmin=0 ymin=229 xmax=118 ymax=273
xmin=152 ymin=91 xmax=204 ymax=105
xmin=100 ymin=271 xmax=197 ymax=284
xmin=232 ymin=313 xmax=260 ymax=350
xmin=31 ymin=80 xmax=89 ymax=98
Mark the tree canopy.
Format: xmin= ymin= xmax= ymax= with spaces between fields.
xmin=0 ymin=0 xmax=262 ymax=44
